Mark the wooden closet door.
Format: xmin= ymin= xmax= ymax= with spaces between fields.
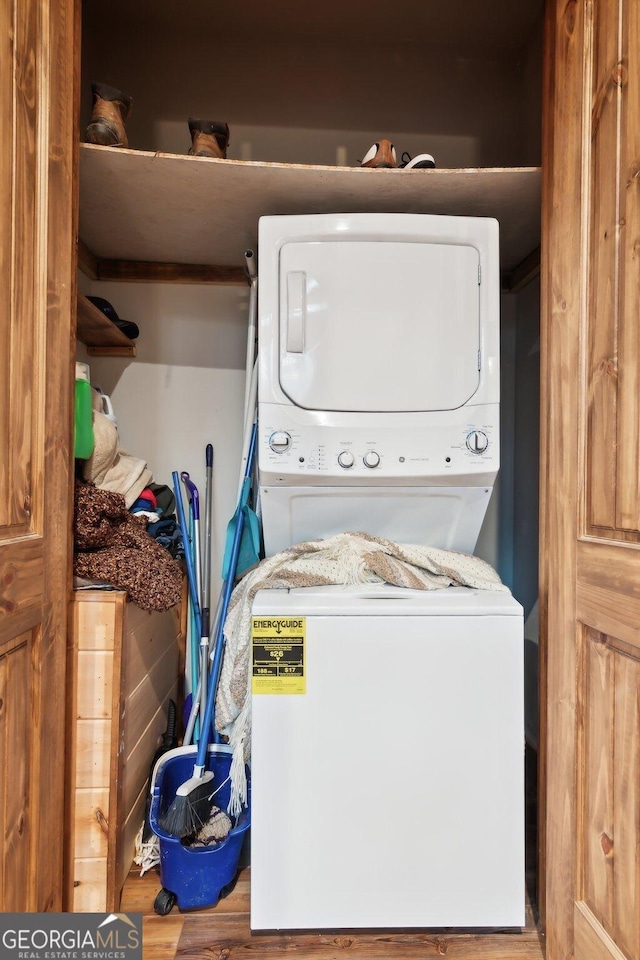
xmin=542 ymin=0 xmax=640 ymax=957
xmin=0 ymin=0 xmax=77 ymax=909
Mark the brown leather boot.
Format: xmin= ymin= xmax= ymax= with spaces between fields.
xmin=85 ymin=82 xmax=132 ymax=148
xmin=188 ymin=119 xmax=230 ymax=158
xmin=360 ymin=139 xmax=397 ymax=168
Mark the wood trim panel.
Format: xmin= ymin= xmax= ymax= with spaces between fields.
xmin=75 ymin=594 xmax=117 ymax=650
xmin=0 ymin=537 xmax=44 ymax=644
xmin=74 ymin=719 xmax=111 ymax=789
xmin=93 ymin=258 xmax=248 ymax=285
xmin=73 ymin=788 xmax=110 ymax=859
xmin=72 ymin=859 xmax=108 ymax=912
xmin=580 ymin=631 xmax=615 ymax=925
xmin=0 ymin=0 xmax=13 ymax=527
xmin=576 ymin=539 xmax=640 ymax=650
xmin=575 ymin=902 xmax=629 ymax=960
xmin=588 ymin=526 xmax=640 ymax=544
xmin=616 ymin=0 xmax=640 ymax=531
xmin=536 ymin=0 xmax=557 ymax=928
xmin=576 ymin=630 xmax=640 ymax=959
xmin=38 ymin=0 xmax=78 ymax=911
xmin=77 ymin=239 xmax=98 ymax=280
xmin=612 ymin=654 xmax=640 ymax=959
xmin=539 ymin=0 xmax=587 ymax=953
xmin=120 ymin=684 xmax=179 ymax=818
xmin=121 ymin=602 xmax=181 ymax=696
xmin=86 ymin=345 xmax=137 ymax=358
xmin=0 ymin=636 xmax=30 ymax=910
xmin=585 ymin=0 xmax=620 ymax=531
xmin=11 ymin=0 xmax=39 ymax=533
xmin=106 ymin=595 xmax=125 ymax=910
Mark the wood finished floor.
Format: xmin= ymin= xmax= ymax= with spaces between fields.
xmin=120 ymin=865 xmax=545 ymax=960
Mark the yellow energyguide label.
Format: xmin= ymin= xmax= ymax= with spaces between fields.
xmin=252 ymin=616 xmax=306 ymax=694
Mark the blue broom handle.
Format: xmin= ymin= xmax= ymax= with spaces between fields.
xmin=172 ymin=471 xmax=202 ymax=624
xmin=195 ymin=423 xmax=257 ymax=768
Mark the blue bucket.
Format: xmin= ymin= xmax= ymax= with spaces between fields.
xmin=149 ymin=745 xmax=251 ymax=911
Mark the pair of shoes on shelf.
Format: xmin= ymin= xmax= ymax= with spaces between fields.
xmin=84 ymin=83 xmax=230 ymax=159
xmin=360 ymin=139 xmax=436 ymax=169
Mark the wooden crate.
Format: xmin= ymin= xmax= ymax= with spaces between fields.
xmin=67 ymin=591 xmax=182 ymax=911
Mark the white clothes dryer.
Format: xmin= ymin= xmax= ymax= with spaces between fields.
xmin=257 ymin=212 xmax=501 ymax=556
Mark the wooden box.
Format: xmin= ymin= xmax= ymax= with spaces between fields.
xmin=68 ymin=591 xmax=182 ymax=911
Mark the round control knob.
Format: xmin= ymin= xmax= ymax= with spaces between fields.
xmin=466 ymin=430 xmax=489 ymax=455
xmin=337 ymin=450 xmax=355 ymax=469
xmin=269 ymin=431 xmax=292 ymax=454
xmin=363 ymin=450 xmax=380 ymax=468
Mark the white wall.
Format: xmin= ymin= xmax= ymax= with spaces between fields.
xmin=83 ymin=281 xmax=249 ymax=585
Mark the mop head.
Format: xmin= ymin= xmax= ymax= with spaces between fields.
xmin=158 ymin=771 xmax=215 ymax=838
xmin=187 ymin=806 xmax=232 ymax=847
xmin=133 ymin=822 xmax=160 ymax=876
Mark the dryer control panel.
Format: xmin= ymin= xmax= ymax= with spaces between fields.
xmin=259 ymin=403 xmax=499 ymax=487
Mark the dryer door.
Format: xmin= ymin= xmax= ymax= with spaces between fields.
xmin=279 ymin=240 xmax=481 ymax=412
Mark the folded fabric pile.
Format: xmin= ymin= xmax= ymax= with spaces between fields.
xmin=83 ymin=398 xmax=151 ymax=508
xmin=215 ymin=530 xmax=510 ymax=815
xmin=73 ymin=480 xmax=182 ymax=612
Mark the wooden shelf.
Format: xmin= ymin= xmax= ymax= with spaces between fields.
xmin=78 ymin=143 xmax=541 ymax=275
xmin=76 ymin=293 xmax=137 ymax=356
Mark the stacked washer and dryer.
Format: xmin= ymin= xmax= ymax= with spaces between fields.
xmin=249 ymin=213 xmax=524 ymax=930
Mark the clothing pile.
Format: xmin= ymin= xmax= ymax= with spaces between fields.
xmin=214 ymin=530 xmax=510 ymax=814
xmin=73 ymin=480 xmax=182 ymax=612
xmin=130 ymin=484 xmax=184 ymax=559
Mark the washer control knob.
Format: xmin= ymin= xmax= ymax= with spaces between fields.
xmin=269 ymin=431 xmax=292 ymax=454
xmin=338 ymin=450 xmax=355 ymax=469
xmin=363 ymin=450 xmax=381 ymax=468
xmin=466 ymin=430 xmax=489 ymax=454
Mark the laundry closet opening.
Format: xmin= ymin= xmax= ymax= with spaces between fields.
xmin=75 ymin=0 xmax=544 ymax=938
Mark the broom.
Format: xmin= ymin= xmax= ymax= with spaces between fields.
xmin=159 ymin=424 xmax=257 ymax=837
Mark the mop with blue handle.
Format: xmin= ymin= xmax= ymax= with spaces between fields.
xmin=181 ymin=472 xmax=209 ymax=735
xmin=160 ymin=424 xmax=257 ymax=837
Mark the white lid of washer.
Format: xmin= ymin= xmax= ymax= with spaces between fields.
xmin=278 ymin=239 xmax=481 ymax=413
xmin=252 ymin=584 xmax=522 ymax=617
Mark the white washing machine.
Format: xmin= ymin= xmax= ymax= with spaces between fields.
xmin=251 ymin=585 xmax=524 ymax=930
xmin=251 ymin=213 xmax=524 ymax=929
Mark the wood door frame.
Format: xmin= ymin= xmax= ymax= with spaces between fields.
xmin=35 ymin=0 xmax=80 ymax=907
xmin=539 ymin=0 xmax=585 ymax=955
xmin=538 ymin=0 xmax=640 ymax=957
xmin=2 ymin=0 xmax=79 ymax=908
